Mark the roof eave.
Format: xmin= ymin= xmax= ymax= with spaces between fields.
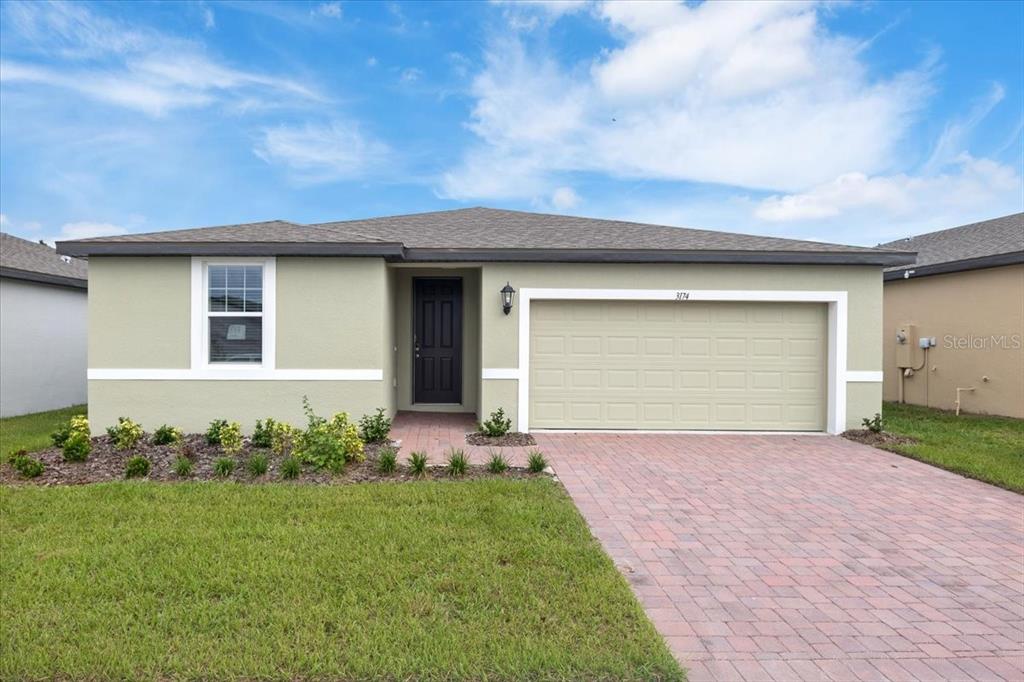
xmin=56 ymin=241 xmax=405 ymax=258
xmin=884 ymin=250 xmax=1024 ymax=281
xmin=0 ymin=266 xmax=87 ymax=289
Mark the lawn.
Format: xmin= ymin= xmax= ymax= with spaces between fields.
xmin=882 ymin=402 xmax=1024 ymax=493
xmin=0 ymin=480 xmax=683 ymax=681
xmin=0 ymin=404 xmax=86 ymax=459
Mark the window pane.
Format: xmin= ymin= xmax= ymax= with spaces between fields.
xmin=226 ymin=288 xmax=246 ymax=312
xmin=244 ymin=289 xmax=262 ymax=312
xmin=209 ymin=317 xmax=262 ymax=364
xmin=226 ymin=266 xmax=245 ymax=288
xmin=244 ymin=265 xmax=262 ymax=290
xmin=209 ymin=266 xmax=227 ymax=288
xmin=209 ymin=289 xmax=227 ymax=312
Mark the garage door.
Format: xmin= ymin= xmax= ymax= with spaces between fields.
xmin=529 ymin=300 xmax=827 ymax=431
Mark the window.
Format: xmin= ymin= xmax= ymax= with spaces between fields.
xmin=207 ymin=264 xmax=263 ymax=364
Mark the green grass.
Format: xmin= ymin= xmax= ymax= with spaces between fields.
xmin=0 ymin=404 xmax=86 ymax=460
xmin=0 ymin=480 xmax=683 ymax=681
xmin=882 ymin=402 xmax=1024 ymax=493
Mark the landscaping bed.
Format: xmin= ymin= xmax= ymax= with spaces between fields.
xmin=465 ymin=430 xmax=537 ymax=447
xmin=842 ymin=428 xmax=918 ymax=449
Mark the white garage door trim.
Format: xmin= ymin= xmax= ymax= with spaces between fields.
xmin=515 ymin=288 xmax=850 ymax=434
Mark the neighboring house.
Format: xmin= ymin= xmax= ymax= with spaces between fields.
xmin=1 ymin=232 xmax=88 ymax=417
xmin=881 ymin=213 xmax=1024 ymax=419
xmin=57 ymin=207 xmax=914 ymax=434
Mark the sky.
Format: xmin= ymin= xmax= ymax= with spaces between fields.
xmin=0 ymin=0 xmax=1021 ymax=247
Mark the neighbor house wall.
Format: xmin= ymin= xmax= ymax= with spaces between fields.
xmin=0 ymin=277 xmax=87 ymax=417
xmin=883 ymin=264 xmax=1023 ymax=418
xmin=477 ymin=263 xmax=883 ymax=431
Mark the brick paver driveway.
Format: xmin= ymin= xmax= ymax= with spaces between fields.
xmin=536 ymin=433 xmax=1024 ymax=681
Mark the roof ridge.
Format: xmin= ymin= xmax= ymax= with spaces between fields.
xmin=880 ymin=212 xmax=1024 ymax=247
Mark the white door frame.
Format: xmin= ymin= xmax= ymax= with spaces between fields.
xmin=516 ymin=288 xmax=849 ymax=434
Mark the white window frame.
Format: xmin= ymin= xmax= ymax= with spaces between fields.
xmin=191 ymin=257 xmax=276 ymax=374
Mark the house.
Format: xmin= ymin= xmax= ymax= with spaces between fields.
xmin=1 ymin=232 xmax=88 ymax=417
xmin=880 ymin=213 xmax=1024 ymax=418
xmin=56 ymin=207 xmax=914 ymax=434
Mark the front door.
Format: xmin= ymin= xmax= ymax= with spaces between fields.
xmin=413 ymin=278 xmax=463 ymax=404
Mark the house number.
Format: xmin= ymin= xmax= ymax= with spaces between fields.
xmin=675 ymin=291 xmax=690 ymax=301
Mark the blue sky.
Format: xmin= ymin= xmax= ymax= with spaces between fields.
xmin=1 ymin=0 xmax=1021 ymax=247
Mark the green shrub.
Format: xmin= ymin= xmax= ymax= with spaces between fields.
xmin=11 ymin=451 xmax=44 ymax=479
xmin=480 ymin=408 xmax=512 ymax=437
xmin=219 ymin=421 xmax=244 ymax=456
xmin=294 ymin=397 xmax=365 ymax=470
xmin=62 ymin=415 xmax=91 ymax=462
xmin=269 ymin=421 xmax=296 ymax=457
xmin=446 ymin=448 xmax=468 ymax=477
xmin=152 ymin=424 xmax=182 ymax=446
xmin=124 ymin=456 xmax=151 ymax=479
xmin=213 ymin=457 xmax=235 ymax=478
xmin=359 ymin=408 xmax=392 ymax=443
xmin=251 ymin=418 xmax=276 ymax=448
xmin=247 ymin=452 xmax=269 ymax=477
xmin=862 ymin=413 xmax=884 ymax=433
xmin=106 ymin=417 xmax=144 ymax=450
xmin=377 ymin=446 xmax=397 ymax=474
xmin=172 ymin=455 xmax=193 ymax=477
xmin=280 ymin=456 xmax=301 ymax=480
xmin=50 ymin=423 xmax=71 ymax=448
xmin=408 ymin=451 xmax=428 ymax=478
xmin=527 ymin=450 xmax=547 ymax=474
xmin=486 ymin=451 xmax=509 ymax=474
xmin=205 ymin=419 xmax=229 ymax=445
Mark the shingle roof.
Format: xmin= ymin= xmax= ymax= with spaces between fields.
xmin=1 ymin=232 xmax=88 ymax=288
xmin=57 ymin=207 xmax=915 ymax=266
xmin=880 ymin=213 xmax=1024 ymax=280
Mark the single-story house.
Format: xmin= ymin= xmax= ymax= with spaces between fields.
xmin=1 ymin=232 xmax=88 ymax=417
xmin=880 ymin=213 xmax=1023 ymax=418
xmin=57 ymin=207 xmax=915 ymax=434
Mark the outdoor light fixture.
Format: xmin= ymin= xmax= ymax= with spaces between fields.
xmin=500 ymin=282 xmax=516 ymax=315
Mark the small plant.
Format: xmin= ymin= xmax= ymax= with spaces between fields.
xmin=408 ymin=451 xmax=428 ymax=478
xmin=359 ymin=408 xmax=392 ymax=443
xmin=486 ymin=450 xmax=509 ymax=474
xmin=377 ymin=446 xmax=398 ymax=474
xmin=294 ymin=397 xmax=365 ymax=470
xmin=124 ymin=455 xmax=151 ymax=479
xmin=280 ymin=456 xmax=301 ymax=480
xmin=247 ymin=452 xmax=269 ymax=477
xmin=106 ymin=417 xmax=145 ymax=450
xmin=270 ymin=421 xmax=296 ymax=457
xmin=50 ymin=423 xmax=71 ymax=447
xmin=62 ymin=415 xmax=91 ymax=462
xmin=10 ymin=451 xmax=44 ymax=479
xmin=480 ymin=408 xmax=512 ymax=437
xmin=213 ymin=457 xmax=235 ymax=478
xmin=172 ymin=455 xmax=193 ymax=477
xmin=251 ymin=418 xmax=276 ymax=448
xmin=862 ymin=413 xmax=884 ymax=433
xmin=446 ymin=448 xmax=468 ymax=477
xmin=152 ymin=424 xmax=182 ymax=446
xmin=219 ymin=421 xmax=244 ymax=456
xmin=205 ymin=419 xmax=229 ymax=445
xmin=527 ymin=450 xmax=547 ymax=474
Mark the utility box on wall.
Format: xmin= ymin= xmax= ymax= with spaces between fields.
xmin=895 ymin=323 xmax=918 ymax=369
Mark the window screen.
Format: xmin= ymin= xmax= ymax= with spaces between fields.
xmin=208 ymin=265 xmax=262 ymax=364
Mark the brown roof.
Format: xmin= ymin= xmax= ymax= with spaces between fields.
xmin=880 ymin=213 xmax=1024 ymax=280
xmin=57 ymin=207 xmax=915 ymax=266
xmin=1 ymin=232 xmax=88 ymax=288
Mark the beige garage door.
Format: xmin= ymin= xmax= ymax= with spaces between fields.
xmin=529 ymin=300 xmax=827 ymax=431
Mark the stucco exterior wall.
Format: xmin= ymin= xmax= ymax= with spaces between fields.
xmin=0 ymin=277 xmax=87 ymax=417
xmin=883 ymin=264 xmax=1023 ymax=418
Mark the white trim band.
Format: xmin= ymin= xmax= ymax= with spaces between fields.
xmin=89 ymin=369 xmax=384 ymax=381
xmin=481 ymin=368 xmax=520 ymax=380
xmin=845 ymin=371 xmax=884 ymax=382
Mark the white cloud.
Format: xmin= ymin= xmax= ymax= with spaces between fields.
xmin=550 ymin=186 xmax=580 ymax=210
xmin=313 ymin=2 xmax=343 ymax=19
xmin=400 ymin=67 xmax=423 ymax=83
xmin=201 ymin=5 xmax=216 ymax=29
xmin=254 ymin=121 xmax=391 ymax=183
xmin=57 ymin=221 xmax=128 ymax=240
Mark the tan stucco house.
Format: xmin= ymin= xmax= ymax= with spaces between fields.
xmin=881 ymin=213 xmax=1023 ymax=418
xmin=57 ymin=208 xmax=915 ymax=434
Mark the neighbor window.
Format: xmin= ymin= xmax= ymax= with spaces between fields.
xmin=207 ymin=264 xmax=263 ymax=364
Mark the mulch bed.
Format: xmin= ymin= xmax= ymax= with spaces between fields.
xmin=842 ymin=429 xmax=918 ymax=450
xmin=1 ymin=435 xmax=545 ymax=487
xmin=465 ymin=431 xmax=537 ymax=447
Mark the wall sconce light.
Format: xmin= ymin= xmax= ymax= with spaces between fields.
xmin=500 ymin=282 xmax=516 ymax=315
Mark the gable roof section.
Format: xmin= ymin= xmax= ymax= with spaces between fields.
xmin=880 ymin=213 xmax=1024 ymax=281
xmin=1 ymin=232 xmax=88 ymax=289
xmin=56 ymin=207 xmax=915 ymax=266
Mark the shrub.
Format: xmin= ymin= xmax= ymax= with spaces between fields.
xmin=280 ymin=456 xmax=301 ymax=480
xmin=213 ymin=457 xmax=235 ymax=478
xmin=527 ymin=450 xmax=547 ymax=474
xmin=862 ymin=413 xmax=884 ymax=433
xmin=480 ymin=408 xmax=512 ymax=437
xmin=172 ymin=455 xmax=193 ymax=477
xmin=247 ymin=452 xmax=269 ymax=477
xmin=408 ymin=451 xmax=428 ymax=478
xmin=251 ymin=418 xmax=276 ymax=448
xmin=62 ymin=416 xmax=91 ymax=462
xmin=486 ymin=451 xmax=509 ymax=474
xmin=107 ymin=417 xmax=144 ymax=450
xmin=359 ymin=408 xmax=392 ymax=443
xmin=124 ymin=455 xmax=151 ymax=479
xmin=294 ymin=397 xmax=365 ymax=470
xmin=50 ymin=423 xmax=71 ymax=448
xmin=270 ymin=421 xmax=296 ymax=457
xmin=377 ymin=446 xmax=398 ymax=474
xmin=11 ymin=451 xmax=44 ymax=479
xmin=152 ymin=424 xmax=182 ymax=446
xmin=205 ymin=419 xmax=229 ymax=445
xmin=219 ymin=421 xmax=244 ymax=456
xmin=446 ymin=448 xmax=468 ymax=477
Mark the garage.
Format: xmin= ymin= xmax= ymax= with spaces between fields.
xmin=528 ymin=299 xmax=827 ymax=431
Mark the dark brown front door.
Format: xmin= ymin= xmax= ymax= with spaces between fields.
xmin=413 ymin=278 xmax=462 ymax=404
